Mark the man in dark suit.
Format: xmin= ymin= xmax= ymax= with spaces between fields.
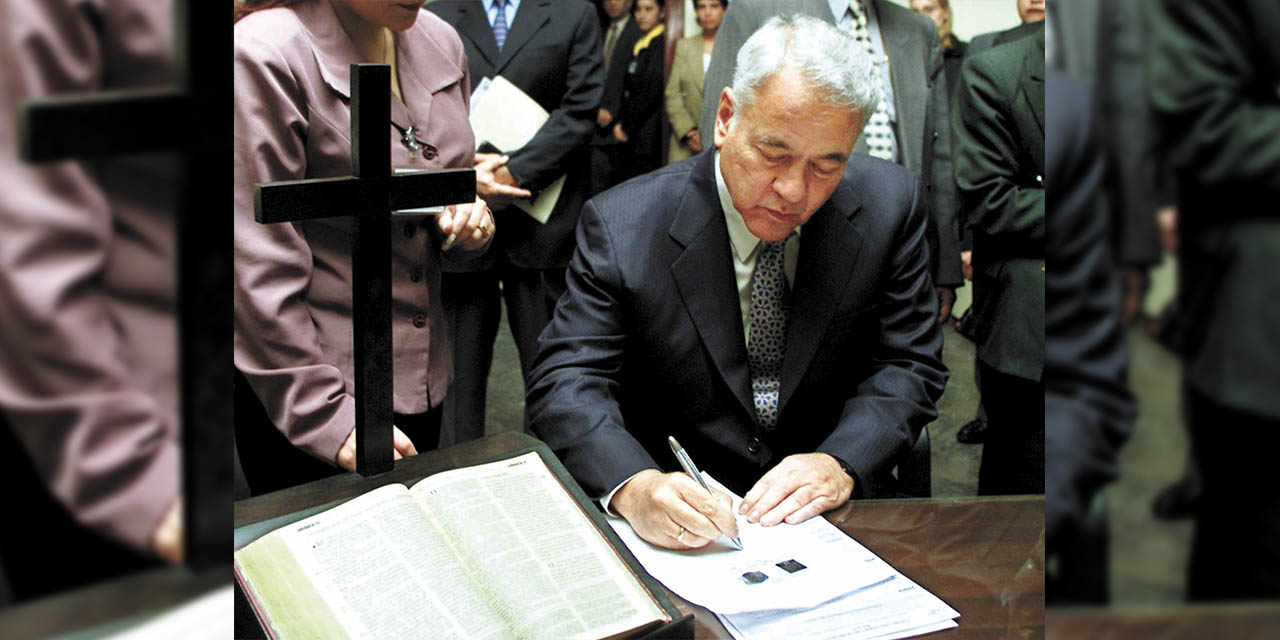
xmin=427 ymin=0 xmax=604 ymax=444
xmin=1148 ymin=0 xmax=1280 ymax=600
xmin=969 ymin=0 xmax=1044 ymax=55
xmin=698 ymin=0 xmax=961 ymax=336
xmin=952 ymin=23 xmax=1045 ymax=495
xmin=528 ymin=15 xmax=947 ymax=550
xmin=589 ymin=0 xmax=643 ymax=195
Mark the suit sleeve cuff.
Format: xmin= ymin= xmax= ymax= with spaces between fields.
xmin=599 ymin=470 xmax=648 ymax=517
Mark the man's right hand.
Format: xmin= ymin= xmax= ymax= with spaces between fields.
xmin=336 ymin=425 xmax=419 ymax=471
xmin=474 ymin=153 xmax=532 ymax=211
xmin=612 ymin=469 xmax=739 ymax=550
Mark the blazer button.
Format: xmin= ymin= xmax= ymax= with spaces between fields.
xmin=747 ymin=438 xmax=761 ymax=455
xmin=403 ymin=222 xmax=416 ymax=238
xmin=412 ymin=313 xmax=427 ymax=328
xmin=409 ymin=267 xmax=423 ymax=283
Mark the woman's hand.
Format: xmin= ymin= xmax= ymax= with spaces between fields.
xmin=439 ymin=196 xmax=495 ymax=252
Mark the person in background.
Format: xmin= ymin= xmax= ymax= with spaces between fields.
xmin=233 ymin=0 xmax=494 ymax=494
xmin=910 ymin=0 xmax=966 ymax=104
xmin=1148 ymin=0 xmax=1280 ymax=601
xmin=424 ymin=0 xmax=603 ymax=447
xmin=666 ymin=0 xmax=727 ymax=163
xmin=610 ymin=0 xmax=667 ymax=181
xmin=591 ymin=0 xmax=643 ymax=195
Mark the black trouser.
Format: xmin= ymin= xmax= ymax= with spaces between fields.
xmin=1186 ymin=385 xmax=1280 ymax=600
xmin=234 ymin=370 xmax=442 ymax=496
xmin=976 ymin=361 xmax=1045 ymax=495
xmin=440 ymin=264 xmax=568 ymax=445
xmin=0 ymin=413 xmax=157 ymax=604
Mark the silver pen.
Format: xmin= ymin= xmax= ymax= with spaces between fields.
xmin=668 ymin=436 xmax=744 ymax=550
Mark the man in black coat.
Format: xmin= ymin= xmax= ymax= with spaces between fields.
xmin=528 ymin=15 xmax=946 ymax=550
xmin=952 ymin=23 xmax=1045 ymax=495
xmin=427 ymin=0 xmax=604 ymax=443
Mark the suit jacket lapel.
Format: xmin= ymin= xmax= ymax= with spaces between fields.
xmin=778 ymin=181 xmax=865 ymax=412
xmin=452 ymin=1 xmax=499 ymax=69
xmin=669 ymin=153 xmax=755 ymax=422
xmin=875 ymin=0 xmax=923 ymax=171
xmin=496 ymin=0 xmax=551 ymax=73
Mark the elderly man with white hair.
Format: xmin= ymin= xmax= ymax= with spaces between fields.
xmin=527 ymin=15 xmax=947 ymax=550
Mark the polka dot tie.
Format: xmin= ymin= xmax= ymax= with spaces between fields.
xmin=748 ymin=240 xmax=789 ymax=430
xmin=849 ymin=0 xmax=896 ymax=162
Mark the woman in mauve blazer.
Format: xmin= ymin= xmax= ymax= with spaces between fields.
xmin=664 ymin=0 xmax=726 ymax=163
xmin=233 ymin=0 xmax=493 ymax=493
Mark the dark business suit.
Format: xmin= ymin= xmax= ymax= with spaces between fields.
xmin=1148 ymin=0 xmax=1280 ymax=600
xmin=1044 ymin=69 xmax=1133 ymax=554
xmin=953 ymin=25 xmax=1045 ymax=495
xmin=615 ymin=29 xmax=666 ymax=181
xmin=590 ymin=15 xmax=644 ymax=195
xmin=699 ymin=0 xmax=962 ymax=290
xmin=427 ymin=0 xmax=604 ymax=443
xmin=526 ymin=150 xmax=948 ymax=500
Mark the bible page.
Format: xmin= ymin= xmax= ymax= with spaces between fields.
xmin=410 ymin=452 xmax=666 ymax=640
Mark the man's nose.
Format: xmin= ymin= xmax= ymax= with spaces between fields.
xmin=773 ymin=162 xmax=806 ymax=206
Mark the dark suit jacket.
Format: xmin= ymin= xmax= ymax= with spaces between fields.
xmin=1044 ymin=69 xmax=1134 ymax=550
xmin=616 ymin=29 xmax=666 ymax=180
xmin=428 ymin=0 xmax=604 ymax=269
xmin=953 ymin=24 xmax=1045 ymax=382
xmin=594 ymin=15 xmax=643 ymax=147
xmin=697 ymin=0 xmax=961 ymax=288
xmin=526 ymin=151 xmax=948 ymax=500
xmin=1148 ymin=0 xmax=1280 ymax=418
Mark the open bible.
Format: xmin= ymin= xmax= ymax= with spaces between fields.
xmin=234 ymin=452 xmax=671 ymax=639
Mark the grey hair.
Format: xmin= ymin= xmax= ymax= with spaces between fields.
xmin=730 ymin=14 xmax=878 ymax=124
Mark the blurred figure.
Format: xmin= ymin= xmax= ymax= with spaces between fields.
xmin=0 ymin=0 xmax=183 ymax=602
xmin=426 ymin=0 xmax=603 ymax=447
xmin=666 ymin=0 xmax=727 ymax=163
xmin=1043 ymin=65 xmax=1135 ymax=602
xmin=910 ymin=0 xmax=966 ymax=103
xmin=591 ymin=0 xmax=642 ymax=195
xmin=970 ymin=0 xmax=1044 ymax=56
xmin=952 ymin=22 xmax=1045 ymax=496
xmin=609 ymin=0 xmax=666 ymax=180
xmin=1147 ymin=0 xmax=1280 ymax=601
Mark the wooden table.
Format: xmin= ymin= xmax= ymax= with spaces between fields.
xmin=1047 ymin=602 xmax=1280 ymax=638
xmin=234 ymin=432 xmax=1045 ymax=639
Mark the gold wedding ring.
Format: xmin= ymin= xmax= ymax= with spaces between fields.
xmin=478 ymin=220 xmax=491 ymax=239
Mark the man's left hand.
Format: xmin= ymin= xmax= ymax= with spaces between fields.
xmin=935 ymin=287 xmax=955 ymax=326
xmin=739 ymin=453 xmax=854 ymax=526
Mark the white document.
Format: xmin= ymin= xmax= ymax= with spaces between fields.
xmin=607 ymin=476 xmax=893 ymax=615
xmin=716 ymin=571 xmax=960 ymax=640
xmin=468 ymin=75 xmax=564 ymax=224
xmin=105 ymin=585 xmax=234 ymax=640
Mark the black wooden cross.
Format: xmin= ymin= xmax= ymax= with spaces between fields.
xmin=16 ymin=1 xmax=229 ymax=570
xmin=253 ymin=63 xmax=474 ymax=477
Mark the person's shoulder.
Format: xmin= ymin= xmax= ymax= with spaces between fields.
xmin=588 ymin=161 xmax=695 ymax=226
xmin=875 ymin=0 xmax=935 ymax=37
xmin=411 ymin=8 xmax=467 ymax=59
xmin=234 ymin=8 xmax=311 ymax=65
xmin=838 ymin=155 xmax=920 ymax=222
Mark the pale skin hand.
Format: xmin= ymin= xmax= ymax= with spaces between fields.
xmin=597 ymin=107 xmax=613 ymax=128
xmin=336 ymin=425 xmax=419 ymax=471
xmin=961 ymin=250 xmax=973 ymax=281
xmin=473 ymin=153 xmax=531 ymax=211
xmin=1157 ymin=205 xmax=1177 ymax=255
xmin=686 ymin=129 xmax=702 ymax=153
xmin=438 ymin=196 xmax=496 ymax=252
xmin=150 ymin=498 xmax=183 ymax=565
xmin=612 ymin=123 xmax=629 ymax=143
xmin=613 ymin=469 xmax=740 ymax=550
xmin=935 ymin=286 xmax=955 ymax=325
xmin=739 ymin=453 xmax=853 ymax=526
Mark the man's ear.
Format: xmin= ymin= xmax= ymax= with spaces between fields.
xmin=713 ymin=87 xmax=736 ymax=149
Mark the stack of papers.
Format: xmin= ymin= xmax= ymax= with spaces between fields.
xmin=607 ymin=477 xmax=959 ymax=640
xmin=468 ymin=76 xmax=565 ymax=224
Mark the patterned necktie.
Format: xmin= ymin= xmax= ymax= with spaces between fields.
xmin=492 ymin=0 xmax=508 ymax=51
xmin=849 ymin=1 xmax=896 ymax=161
xmin=748 ymin=240 xmax=789 ymax=430
xmin=603 ymin=21 xmax=621 ymax=72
